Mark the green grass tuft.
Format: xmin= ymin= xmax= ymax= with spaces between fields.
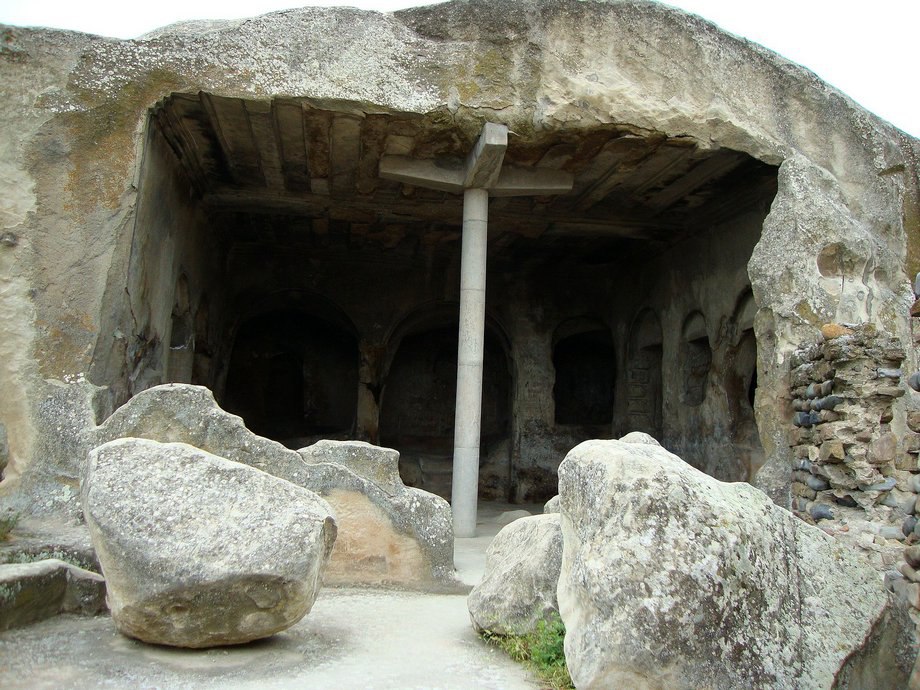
xmin=481 ymin=613 xmax=574 ymax=690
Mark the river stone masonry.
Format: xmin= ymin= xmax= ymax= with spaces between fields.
xmin=788 ymin=323 xmax=920 ymax=570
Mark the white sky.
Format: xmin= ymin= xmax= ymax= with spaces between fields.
xmin=0 ymin=0 xmax=917 ymax=138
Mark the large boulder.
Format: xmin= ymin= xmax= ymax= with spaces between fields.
xmin=94 ymin=384 xmax=455 ymax=588
xmin=557 ymin=439 xmax=913 ymax=690
xmin=82 ymin=437 xmax=336 ymax=648
xmin=467 ymin=513 xmax=562 ymax=635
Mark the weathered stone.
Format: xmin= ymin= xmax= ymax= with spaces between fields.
xmin=806 ymin=474 xmax=830 ymax=492
xmin=910 ymin=373 xmax=920 ymax=393
xmin=298 ymin=443 xmax=455 ymax=587
xmin=95 ymin=385 xmax=455 ymax=588
xmin=908 ymin=412 xmax=920 ymax=434
xmin=821 ymin=323 xmax=854 ymax=340
xmin=882 ymin=488 xmax=917 ymax=514
xmin=876 ymin=386 xmax=906 ymax=398
xmin=895 ymin=452 xmax=918 ymax=472
xmin=0 ymin=558 xmax=106 ymax=631
xmin=906 ymin=545 xmax=920 ymax=569
xmin=819 ymin=440 xmax=845 ymax=463
xmin=833 ymin=492 xmax=859 ymax=507
xmin=791 ymin=482 xmax=817 ymax=500
xmin=297 ymin=439 xmax=455 ymax=586
xmin=2 ymin=379 xmax=112 ymax=523
xmin=893 ymin=578 xmax=920 ymax=609
xmin=815 ymin=462 xmax=860 ymax=490
xmin=496 ymin=509 xmax=533 ymax=526
xmin=877 ymin=367 xmax=903 ymax=379
xmin=810 ymin=503 xmax=834 ymax=521
xmin=299 ymin=439 xmax=401 ymax=492
xmin=863 ymin=477 xmax=897 ymax=492
xmin=82 ymin=438 xmax=336 ymax=648
xmin=618 ymin=431 xmax=661 ymax=446
xmin=467 ymin=514 xmax=562 ymax=636
xmin=543 ymin=495 xmax=560 ymax=514
xmin=893 ymin=469 xmax=915 ymax=493
xmin=814 ymin=394 xmax=844 ymax=411
xmin=557 ymin=439 xmax=908 ymax=689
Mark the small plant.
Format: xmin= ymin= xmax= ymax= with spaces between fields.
xmin=482 ymin=612 xmax=574 ymax=690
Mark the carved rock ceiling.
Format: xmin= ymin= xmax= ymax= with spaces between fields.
xmin=153 ymin=93 xmax=777 ymax=264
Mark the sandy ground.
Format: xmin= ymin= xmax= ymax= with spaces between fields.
xmin=0 ymin=503 xmax=544 ymax=690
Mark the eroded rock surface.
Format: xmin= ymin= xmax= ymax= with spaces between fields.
xmin=467 ymin=513 xmax=562 ymax=636
xmin=0 ymin=558 xmax=106 ymax=631
xmin=557 ymin=439 xmax=912 ymax=690
xmin=299 ymin=440 xmax=455 ymax=587
xmin=82 ymin=437 xmax=336 ymax=648
xmin=95 ymin=384 xmax=455 ymax=588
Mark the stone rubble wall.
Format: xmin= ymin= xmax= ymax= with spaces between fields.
xmin=788 ymin=323 xmax=920 ymax=572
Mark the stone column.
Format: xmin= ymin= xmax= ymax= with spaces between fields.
xmin=451 ymin=188 xmax=489 ymax=537
xmin=379 ymin=123 xmax=572 ymax=537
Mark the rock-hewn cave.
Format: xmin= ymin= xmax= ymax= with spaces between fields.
xmin=3 ymin=5 xmax=919 ymax=681
xmin=113 ymin=91 xmax=777 ymax=501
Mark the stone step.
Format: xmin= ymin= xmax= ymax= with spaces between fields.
xmin=0 ymin=558 xmax=107 ymax=632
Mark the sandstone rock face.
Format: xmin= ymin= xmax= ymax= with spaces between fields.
xmin=1 ymin=379 xmax=112 ymax=523
xmin=95 ymin=385 xmax=454 ymax=588
xmin=300 ymin=439 xmax=402 ymax=492
xmin=618 ymin=431 xmax=661 ymax=446
xmin=82 ymin=437 xmax=336 ymax=648
xmin=299 ymin=440 xmax=455 ymax=586
xmin=467 ymin=513 xmax=562 ymax=636
xmin=557 ymin=439 xmax=911 ymax=690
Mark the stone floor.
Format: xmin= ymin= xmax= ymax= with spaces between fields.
xmin=0 ymin=503 xmax=544 ymax=690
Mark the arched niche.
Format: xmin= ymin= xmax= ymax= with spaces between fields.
xmin=379 ymin=306 xmax=512 ymax=500
xmin=626 ymin=309 xmax=663 ymax=440
xmin=552 ymin=318 xmax=615 ymax=426
xmin=680 ymin=310 xmax=712 ymax=407
xmin=222 ymin=308 xmax=359 ymax=448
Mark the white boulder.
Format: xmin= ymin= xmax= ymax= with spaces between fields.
xmin=557 ymin=439 xmax=911 ymax=689
xmin=82 ymin=438 xmax=336 ymax=648
xmin=468 ymin=513 xmax=562 ymax=636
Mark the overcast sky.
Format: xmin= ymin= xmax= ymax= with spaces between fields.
xmin=1 ymin=0 xmax=917 ymax=138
